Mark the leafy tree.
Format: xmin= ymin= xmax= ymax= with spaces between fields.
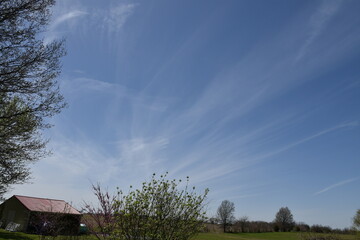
xmin=84 ymin=174 xmax=207 ymax=240
xmin=0 ymin=0 xmax=66 ymax=197
xmin=273 ymin=206 xmax=295 ymax=232
xmin=353 ymin=209 xmax=360 ymax=230
xmin=113 ymin=173 xmax=209 ymax=240
xmin=217 ymin=200 xmax=235 ymax=233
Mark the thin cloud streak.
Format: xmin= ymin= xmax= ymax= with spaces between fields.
xmin=104 ymin=4 xmax=137 ymax=33
xmin=49 ymin=0 xmax=359 ymax=194
xmin=251 ymin=121 xmax=359 ymax=162
xmin=314 ymin=178 xmax=358 ymax=195
xmin=296 ymin=0 xmax=342 ymax=61
xmin=51 ymin=10 xmax=88 ymax=29
xmin=172 ymin=121 xmax=358 ymax=186
xmin=9 ymin=2 xmax=359 ymax=228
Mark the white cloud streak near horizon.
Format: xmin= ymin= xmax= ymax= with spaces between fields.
xmin=314 ymin=178 xmax=358 ymax=195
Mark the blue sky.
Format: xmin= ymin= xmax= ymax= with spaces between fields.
xmin=6 ymin=0 xmax=360 ymax=228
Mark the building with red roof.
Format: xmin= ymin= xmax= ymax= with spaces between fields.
xmin=0 ymin=195 xmax=81 ymax=234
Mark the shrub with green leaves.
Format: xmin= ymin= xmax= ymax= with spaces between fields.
xmin=112 ymin=173 xmax=209 ymax=240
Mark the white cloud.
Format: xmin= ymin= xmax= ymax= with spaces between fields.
xmin=45 ymin=1 xmax=137 ymax=44
xmin=51 ymin=10 xmax=88 ymax=30
xmin=45 ymin=3 xmax=87 ymax=44
xmin=104 ymin=4 xmax=137 ymax=33
xmin=250 ymin=121 xmax=359 ymax=162
xmin=315 ymin=178 xmax=358 ymax=195
xmin=296 ymin=0 xmax=342 ymax=61
xmin=117 ymin=137 xmax=169 ymax=171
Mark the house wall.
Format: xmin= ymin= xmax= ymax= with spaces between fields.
xmin=0 ymin=197 xmax=30 ymax=231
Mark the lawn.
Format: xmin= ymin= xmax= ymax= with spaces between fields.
xmin=1 ymin=230 xmax=359 ymax=240
xmin=193 ymin=232 xmax=298 ymax=240
xmin=0 ymin=229 xmax=37 ymax=240
xmin=193 ymin=232 xmax=360 ymax=240
xmin=0 ymin=229 xmax=92 ymax=240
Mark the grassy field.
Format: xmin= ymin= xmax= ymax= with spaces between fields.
xmin=193 ymin=232 xmax=360 ymax=240
xmin=194 ymin=232 xmax=300 ymax=240
xmin=1 ymin=230 xmax=359 ymax=240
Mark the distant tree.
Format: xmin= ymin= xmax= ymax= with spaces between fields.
xmin=208 ymin=217 xmax=218 ymax=224
xmin=237 ymin=216 xmax=249 ymax=233
xmin=0 ymin=0 xmax=66 ymax=198
xmin=353 ymin=209 xmax=360 ymax=230
xmin=273 ymin=207 xmax=295 ymax=232
xmin=310 ymin=224 xmax=332 ymax=233
xmin=295 ymin=222 xmax=310 ymax=232
xmin=217 ymin=200 xmax=235 ymax=233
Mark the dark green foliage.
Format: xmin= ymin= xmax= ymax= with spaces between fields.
xmin=0 ymin=95 xmax=46 ymax=196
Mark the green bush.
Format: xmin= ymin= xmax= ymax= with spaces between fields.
xmin=112 ymin=173 xmax=209 ymax=240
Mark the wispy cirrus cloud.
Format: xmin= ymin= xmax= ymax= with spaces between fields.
xmin=45 ymin=5 xmax=87 ymax=43
xmin=45 ymin=1 xmax=137 ymax=44
xmin=315 ymin=178 xmax=358 ymax=195
xmin=14 ymin=1 xmax=359 ymax=221
xmin=170 ymin=121 xmax=359 ymax=187
xmin=104 ymin=3 xmax=137 ymax=34
xmin=296 ymin=0 xmax=343 ymax=61
xmin=51 ymin=10 xmax=88 ymax=30
xmin=52 ymin=0 xmax=358 ymax=195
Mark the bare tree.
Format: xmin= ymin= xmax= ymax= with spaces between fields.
xmin=217 ymin=200 xmax=235 ymax=233
xmin=273 ymin=207 xmax=294 ymax=232
xmin=82 ymin=184 xmax=119 ymax=240
xmin=0 ymin=0 xmax=66 ymax=198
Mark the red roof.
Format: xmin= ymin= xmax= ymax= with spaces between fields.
xmin=14 ymin=195 xmax=81 ymax=215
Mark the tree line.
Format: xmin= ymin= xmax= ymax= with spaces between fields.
xmin=211 ymin=200 xmax=360 ymax=235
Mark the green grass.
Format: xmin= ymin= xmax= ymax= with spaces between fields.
xmin=193 ymin=232 xmax=300 ymax=240
xmin=1 ymin=229 xmax=359 ymax=240
xmin=192 ymin=232 xmax=360 ymax=240
xmin=0 ymin=229 xmax=93 ymax=240
xmin=0 ymin=229 xmax=38 ymax=240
